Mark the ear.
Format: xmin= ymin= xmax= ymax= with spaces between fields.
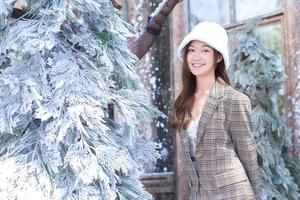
xmin=216 ymin=54 xmax=223 ymax=63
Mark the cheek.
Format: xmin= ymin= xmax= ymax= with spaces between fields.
xmin=186 ymin=53 xmax=192 ymax=63
xmin=205 ymin=54 xmax=216 ymax=66
xmin=186 ymin=55 xmax=193 ymax=68
xmin=207 ymin=52 xmax=215 ymax=61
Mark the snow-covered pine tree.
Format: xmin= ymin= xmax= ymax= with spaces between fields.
xmin=0 ymin=0 xmax=161 ymax=199
xmin=229 ymin=21 xmax=300 ymax=200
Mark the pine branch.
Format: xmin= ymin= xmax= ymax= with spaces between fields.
xmin=1 ymin=1 xmax=161 ymax=199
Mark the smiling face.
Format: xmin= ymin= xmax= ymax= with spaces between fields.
xmin=186 ymin=40 xmax=221 ymax=78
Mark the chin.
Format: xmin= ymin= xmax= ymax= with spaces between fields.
xmin=191 ymin=70 xmax=214 ymax=78
xmin=191 ymin=71 xmax=208 ymax=76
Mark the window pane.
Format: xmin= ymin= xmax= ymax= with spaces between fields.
xmin=255 ymin=24 xmax=285 ymax=115
xmin=189 ymin=0 xmax=229 ymax=29
xmin=236 ymin=0 xmax=282 ymax=21
xmin=255 ymin=24 xmax=283 ymax=65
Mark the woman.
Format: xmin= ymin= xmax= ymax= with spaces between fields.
xmin=172 ymin=22 xmax=261 ymax=200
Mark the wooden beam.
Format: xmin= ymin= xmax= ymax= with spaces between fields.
xmin=169 ymin=1 xmax=190 ymax=199
xmin=229 ymin=0 xmax=236 ymax=24
xmin=225 ymin=10 xmax=284 ymax=32
xmin=140 ymin=172 xmax=174 ymax=194
xmin=130 ymin=0 xmax=183 ymax=60
xmin=283 ymin=0 xmax=300 ymax=159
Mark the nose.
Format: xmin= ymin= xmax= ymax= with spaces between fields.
xmin=191 ymin=52 xmax=203 ymax=61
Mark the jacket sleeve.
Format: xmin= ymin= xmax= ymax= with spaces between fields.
xmin=229 ymin=95 xmax=262 ymax=199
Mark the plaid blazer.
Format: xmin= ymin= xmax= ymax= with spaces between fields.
xmin=179 ymin=80 xmax=262 ymax=200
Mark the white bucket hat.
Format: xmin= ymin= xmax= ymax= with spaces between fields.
xmin=177 ymin=21 xmax=230 ymax=69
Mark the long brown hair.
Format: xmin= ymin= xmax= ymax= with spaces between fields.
xmin=171 ymin=43 xmax=230 ymax=131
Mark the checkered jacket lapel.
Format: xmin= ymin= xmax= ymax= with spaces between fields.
xmin=179 ymin=129 xmax=199 ymax=195
xmin=196 ymin=81 xmax=225 ymax=147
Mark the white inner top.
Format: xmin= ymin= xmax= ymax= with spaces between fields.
xmin=188 ymin=114 xmax=201 ymax=158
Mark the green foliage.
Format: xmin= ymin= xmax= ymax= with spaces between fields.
xmin=283 ymin=153 xmax=300 ymax=188
xmin=229 ymin=19 xmax=300 ymax=200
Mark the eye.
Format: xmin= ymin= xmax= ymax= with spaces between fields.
xmin=188 ymin=48 xmax=195 ymax=52
xmin=202 ymin=49 xmax=210 ymax=53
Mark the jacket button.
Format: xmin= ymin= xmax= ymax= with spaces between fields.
xmin=191 ymin=156 xmax=196 ymax=161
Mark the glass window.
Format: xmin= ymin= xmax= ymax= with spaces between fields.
xmin=236 ymin=0 xmax=282 ymax=21
xmin=189 ymin=0 xmax=229 ymax=29
xmin=255 ymin=24 xmax=285 ymax=115
xmin=255 ymin=24 xmax=283 ymax=67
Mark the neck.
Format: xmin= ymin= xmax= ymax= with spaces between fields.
xmin=195 ymin=74 xmax=216 ymax=94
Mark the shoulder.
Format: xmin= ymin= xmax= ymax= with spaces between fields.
xmin=222 ymin=86 xmax=253 ymax=123
xmin=223 ymin=85 xmax=251 ymax=113
xmin=216 ymin=78 xmax=250 ymax=103
xmin=224 ymin=85 xmax=250 ymax=103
